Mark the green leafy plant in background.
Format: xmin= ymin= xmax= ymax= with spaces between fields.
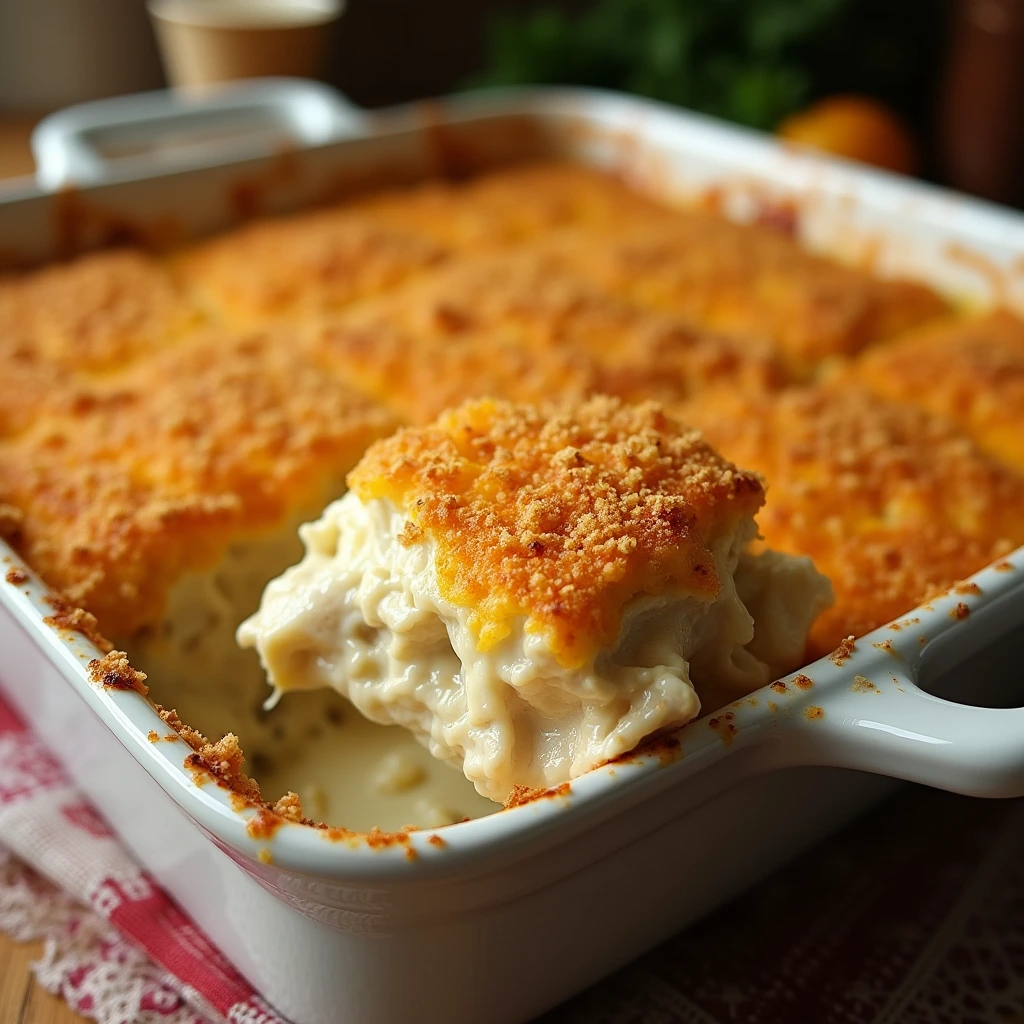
xmin=472 ymin=0 xmax=943 ymax=133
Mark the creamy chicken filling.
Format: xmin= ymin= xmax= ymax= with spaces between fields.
xmin=238 ymin=494 xmax=833 ymax=803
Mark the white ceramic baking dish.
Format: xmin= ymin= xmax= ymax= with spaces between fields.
xmin=3 ymin=82 xmax=1024 ymax=1024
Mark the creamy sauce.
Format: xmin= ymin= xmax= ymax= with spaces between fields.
xmin=239 ymin=494 xmax=833 ymax=802
xmin=126 ymin=516 xmax=497 ymax=830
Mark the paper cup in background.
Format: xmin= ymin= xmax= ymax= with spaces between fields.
xmin=148 ymin=0 xmax=344 ymax=91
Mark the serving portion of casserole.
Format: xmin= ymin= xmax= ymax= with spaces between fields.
xmin=238 ymin=397 xmax=832 ymax=802
xmin=1 ymin=161 xmax=1022 ymax=824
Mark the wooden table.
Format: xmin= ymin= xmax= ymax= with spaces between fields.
xmin=0 ymin=936 xmax=80 ymax=1024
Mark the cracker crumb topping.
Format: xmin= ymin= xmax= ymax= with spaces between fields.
xmin=87 ymin=650 xmax=148 ymax=694
xmin=350 ymin=395 xmax=764 ymax=666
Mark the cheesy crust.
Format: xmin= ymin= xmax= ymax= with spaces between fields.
xmin=539 ymin=218 xmax=946 ymax=375
xmin=309 ymin=250 xmax=787 ymax=423
xmin=348 ymin=396 xmax=765 ymax=667
xmin=0 ymin=250 xmax=203 ymax=438
xmin=682 ymin=384 xmax=1024 ymax=655
xmin=852 ymin=310 xmax=1024 ymax=471
xmin=0 ymin=159 xmax=1011 ymax=688
xmin=0 ymin=329 xmax=395 ymax=635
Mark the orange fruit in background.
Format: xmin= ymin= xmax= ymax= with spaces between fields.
xmin=777 ymin=95 xmax=919 ymax=176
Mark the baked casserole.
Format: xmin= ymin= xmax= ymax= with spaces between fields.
xmin=2 ymin=161 xmax=1022 ymax=825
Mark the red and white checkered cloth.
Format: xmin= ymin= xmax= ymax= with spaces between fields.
xmin=4 ymin=682 xmax=1024 ymax=1024
xmin=0 ymin=693 xmax=288 ymax=1024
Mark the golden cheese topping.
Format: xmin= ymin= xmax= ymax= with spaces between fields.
xmin=310 ymin=250 xmax=787 ymax=423
xmin=348 ymin=396 xmax=765 ymax=666
xmin=541 ymin=218 xmax=947 ymax=375
xmin=0 ymin=333 xmax=72 ymax=439
xmin=682 ymin=385 xmax=1024 ymax=655
xmin=852 ymin=310 xmax=1024 ymax=471
xmin=311 ymin=312 xmax=599 ymax=425
xmin=0 ymin=329 xmax=395 ymax=635
xmin=0 ymin=158 xmax=1015 ymax=663
xmin=0 ymin=250 xmax=203 ymax=438
xmin=175 ymin=206 xmax=450 ymax=325
xmin=175 ymin=164 xmax=669 ymax=326
xmin=358 ymin=162 xmax=670 ymax=246
xmin=0 ymin=249 xmax=201 ymax=371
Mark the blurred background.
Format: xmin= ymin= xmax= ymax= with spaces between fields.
xmin=0 ymin=0 xmax=1021 ymax=205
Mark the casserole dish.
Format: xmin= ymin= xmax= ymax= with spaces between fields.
xmin=3 ymin=81 xmax=1024 ymax=1024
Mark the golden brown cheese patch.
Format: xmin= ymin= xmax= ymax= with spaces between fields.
xmin=852 ymin=310 xmax=1024 ymax=471
xmin=312 ymin=311 xmax=599 ymax=425
xmin=0 ymin=250 xmax=200 ymax=370
xmin=0 ymin=250 xmax=202 ymax=438
xmin=359 ymin=162 xmax=670 ymax=247
xmin=175 ymin=163 xmax=668 ymax=326
xmin=0 ymin=329 xmax=396 ymax=635
xmin=682 ymin=385 xmax=1024 ymax=655
xmin=310 ymin=250 xmax=787 ymax=423
xmin=175 ymin=205 xmax=450 ymax=325
xmin=542 ymin=218 xmax=946 ymax=375
xmin=349 ymin=396 xmax=765 ymax=667
xmin=0 ymin=333 xmax=72 ymax=439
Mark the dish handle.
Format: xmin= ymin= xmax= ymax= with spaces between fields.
xmin=765 ymin=560 xmax=1024 ymax=798
xmin=31 ymin=77 xmax=368 ymax=189
xmin=784 ymin=668 xmax=1024 ymax=798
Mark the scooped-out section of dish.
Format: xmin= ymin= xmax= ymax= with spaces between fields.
xmin=125 ymin=516 xmax=498 ymax=831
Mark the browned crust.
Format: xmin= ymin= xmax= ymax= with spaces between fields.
xmin=351 ymin=395 xmax=764 ymax=666
xmin=175 ymin=205 xmax=449 ymax=326
xmin=44 ymin=594 xmax=113 ymax=653
xmin=683 ymin=385 xmax=1024 ymax=656
xmin=4 ymin=566 xmax=27 ymax=585
xmin=0 ymin=503 xmax=23 ymax=540
xmin=504 ymin=781 xmax=572 ymax=809
xmin=0 ymin=162 xmax=980 ymax=660
xmin=853 ymin=310 xmax=1024 ymax=471
xmin=0 ymin=329 xmax=396 ymax=636
xmin=954 ymin=581 xmax=983 ymax=596
xmin=175 ymin=163 xmax=669 ymax=326
xmin=154 ymin=704 xmax=379 ymax=839
xmin=707 ymin=711 xmax=737 ymax=745
xmin=309 ymin=249 xmax=788 ymax=424
xmin=156 ymin=706 xmax=263 ymax=804
xmin=537 ymin=216 xmax=946 ymax=375
xmin=830 ymin=637 xmax=857 ymax=665
xmin=0 ymin=251 xmax=204 ymax=441
xmin=87 ymin=650 xmax=148 ymax=695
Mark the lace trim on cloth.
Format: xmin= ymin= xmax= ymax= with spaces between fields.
xmin=0 ymin=693 xmax=289 ymax=1024
xmin=0 ymin=848 xmax=202 ymax=1024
